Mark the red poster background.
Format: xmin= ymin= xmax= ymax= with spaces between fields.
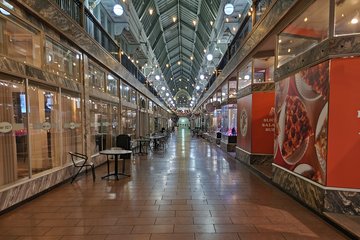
xmin=252 ymin=92 xmax=275 ymax=154
xmin=237 ymin=95 xmax=252 ymax=152
xmin=327 ymin=58 xmax=360 ymax=188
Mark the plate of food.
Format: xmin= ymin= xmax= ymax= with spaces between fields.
xmin=295 ymin=73 xmax=322 ymax=101
xmin=295 ymin=62 xmax=329 ymax=101
xmin=275 ymin=78 xmax=289 ymax=112
xmin=294 ymin=164 xmax=314 ymax=179
xmin=278 ymin=96 xmax=313 ymax=165
xmin=315 ymin=103 xmax=328 ymax=177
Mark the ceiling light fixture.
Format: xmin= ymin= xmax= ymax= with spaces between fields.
xmin=113 ymin=4 xmax=124 ymax=16
xmin=224 ymin=3 xmax=234 ymax=15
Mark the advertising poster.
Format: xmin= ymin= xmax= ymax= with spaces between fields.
xmin=237 ymin=95 xmax=252 ymax=152
xmin=252 ymin=92 xmax=275 ymax=154
xmin=327 ymin=58 xmax=360 ymax=188
xmin=274 ymin=61 xmax=329 ymax=184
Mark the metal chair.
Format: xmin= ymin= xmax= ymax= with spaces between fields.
xmin=69 ymin=152 xmax=95 ymax=183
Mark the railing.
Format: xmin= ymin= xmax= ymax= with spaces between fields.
xmin=84 ymin=8 xmax=120 ymax=61
xmin=54 ymin=0 xmax=82 ymax=23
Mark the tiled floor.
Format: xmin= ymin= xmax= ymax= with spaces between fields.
xmin=0 ymin=129 xmax=349 ymax=239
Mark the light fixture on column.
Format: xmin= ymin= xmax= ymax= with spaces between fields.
xmin=113 ymin=4 xmax=124 ymax=16
xmin=224 ymin=3 xmax=234 ymax=15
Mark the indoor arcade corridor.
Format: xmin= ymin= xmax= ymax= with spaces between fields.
xmin=0 ymin=131 xmax=348 ymax=240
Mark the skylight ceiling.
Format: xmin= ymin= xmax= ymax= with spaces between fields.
xmin=131 ymin=0 xmax=221 ymax=107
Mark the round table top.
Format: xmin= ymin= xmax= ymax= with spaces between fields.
xmin=133 ymin=138 xmax=151 ymax=142
xmin=100 ymin=149 xmax=132 ymax=155
xmin=149 ymin=135 xmax=165 ymax=140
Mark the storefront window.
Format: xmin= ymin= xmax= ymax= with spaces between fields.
xmin=121 ymin=106 xmax=136 ymax=137
xmin=253 ymin=56 xmax=274 ymax=83
xmin=335 ymin=0 xmax=360 ymax=36
xmin=88 ymin=62 xmax=105 ymax=92
xmin=130 ymin=88 xmax=137 ymax=105
xmin=229 ymin=80 xmax=237 ymax=98
xmin=221 ymin=83 xmax=228 ymax=102
xmin=106 ymin=74 xmax=118 ymax=96
xmin=238 ymin=61 xmax=252 ymax=90
xmin=61 ymin=92 xmax=82 ymax=164
xmin=89 ymin=99 xmax=109 ymax=155
xmin=0 ymin=77 xmax=28 ymax=186
xmin=121 ymin=82 xmax=130 ymax=102
xmin=28 ymin=84 xmax=61 ymax=174
xmin=110 ymin=104 xmax=119 ymax=147
xmin=277 ymin=0 xmax=329 ymax=67
xmin=0 ymin=12 xmax=41 ymax=67
xmin=44 ymin=38 xmax=80 ymax=82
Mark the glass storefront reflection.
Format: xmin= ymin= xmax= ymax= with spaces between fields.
xmin=28 ymin=84 xmax=60 ymax=174
xmin=0 ymin=77 xmax=28 ymax=185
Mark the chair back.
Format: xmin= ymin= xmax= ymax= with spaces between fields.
xmin=116 ymin=134 xmax=131 ymax=159
xmin=69 ymin=152 xmax=88 ymax=167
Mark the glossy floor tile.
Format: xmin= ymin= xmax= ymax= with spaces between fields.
xmin=0 ymin=129 xmax=350 ymax=239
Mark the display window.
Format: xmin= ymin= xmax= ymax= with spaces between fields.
xmin=106 ymin=74 xmax=118 ymax=96
xmin=61 ymin=92 xmax=82 ymax=164
xmin=28 ymin=83 xmax=61 ymax=175
xmin=0 ymin=77 xmax=28 ymax=186
xmin=89 ymin=98 xmax=111 ymax=155
xmin=88 ymin=61 xmax=105 ymax=92
xmin=335 ymin=0 xmax=360 ymax=36
xmin=44 ymin=38 xmax=81 ymax=82
xmin=253 ymin=56 xmax=274 ymax=83
xmin=120 ymin=82 xmax=130 ymax=102
xmin=221 ymin=83 xmax=228 ymax=102
xmin=238 ymin=61 xmax=252 ymax=90
xmin=221 ymin=104 xmax=237 ymax=136
xmin=110 ymin=104 xmax=119 ymax=147
xmin=277 ymin=0 xmax=329 ymax=67
xmin=130 ymin=88 xmax=137 ymax=105
xmin=0 ymin=10 xmax=41 ymax=67
xmin=121 ymin=106 xmax=136 ymax=137
xmin=228 ymin=80 xmax=237 ymax=98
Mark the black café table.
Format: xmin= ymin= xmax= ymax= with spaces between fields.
xmin=100 ymin=149 xmax=132 ymax=180
xmin=133 ymin=138 xmax=151 ymax=154
xmin=149 ymin=135 xmax=165 ymax=151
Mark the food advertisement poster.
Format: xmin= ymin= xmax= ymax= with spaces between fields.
xmin=274 ymin=61 xmax=329 ymax=185
xmin=252 ymin=92 xmax=275 ymax=154
xmin=327 ymin=58 xmax=360 ymax=188
xmin=237 ymin=95 xmax=252 ymax=153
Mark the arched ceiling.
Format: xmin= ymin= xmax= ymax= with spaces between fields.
xmin=131 ymin=0 xmax=221 ymax=105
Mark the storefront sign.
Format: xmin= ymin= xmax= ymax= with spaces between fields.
xmin=42 ymin=122 xmax=51 ymax=130
xmin=0 ymin=122 xmax=12 ymax=133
